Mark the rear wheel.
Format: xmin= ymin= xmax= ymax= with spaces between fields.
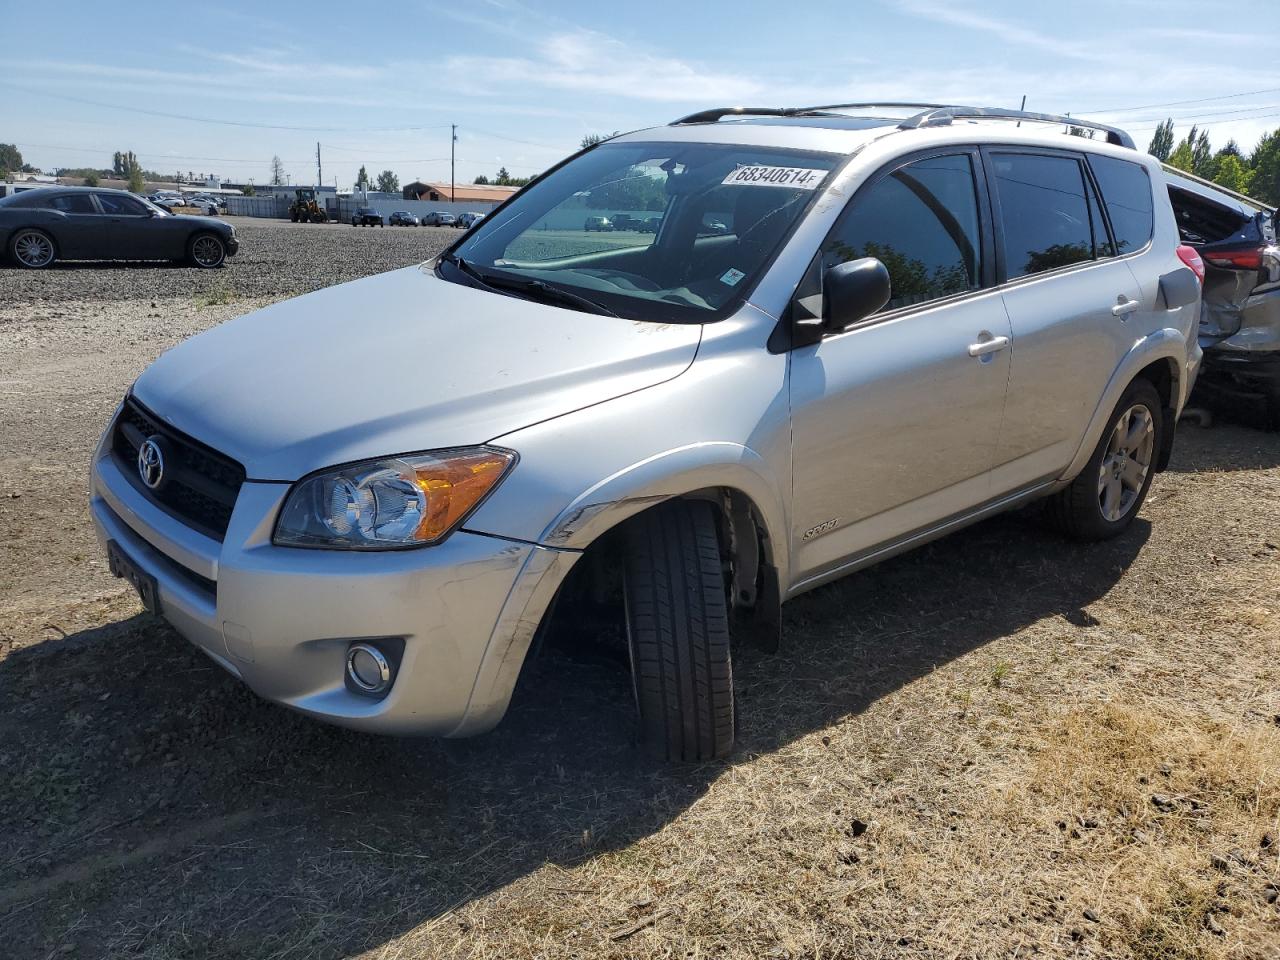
xmin=1048 ymin=379 xmax=1162 ymax=540
xmin=10 ymin=229 xmax=56 ymax=269
xmin=187 ymin=232 xmax=227 ymax=269
xmin=623 ymin=501 xmax=734 ymax=762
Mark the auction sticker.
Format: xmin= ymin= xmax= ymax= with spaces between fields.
xmin=722 ymin=165 xmax=826 ymax=189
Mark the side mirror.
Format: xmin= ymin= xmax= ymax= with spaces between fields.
xmin=823 ymin=257 xmax=891 ymax=332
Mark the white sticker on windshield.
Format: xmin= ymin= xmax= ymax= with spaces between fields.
xmin=720 ymin=268 xmax=746 ymax=287
xmin=721 ymin=165 xmax=826 ymax=189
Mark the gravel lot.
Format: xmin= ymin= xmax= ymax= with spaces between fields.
xmin=1 ymin=219 xmax=1277 ymax=959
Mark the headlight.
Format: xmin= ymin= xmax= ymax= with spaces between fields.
xmin=273 ymin=446 xmax=516 ymax=549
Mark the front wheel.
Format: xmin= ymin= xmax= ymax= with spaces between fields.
xmin=1048 ymin=379 xmax=1163 ymax=540
xmin=187 ymin=232 xmax=227 ymax=269
xmin=623 ymin=501 xmax=734 ymax=762
xmin=10 ymin=228 xmax=57 ymax=269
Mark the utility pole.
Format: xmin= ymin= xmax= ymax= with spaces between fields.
xmin=316 ymin=142 xmax=322 ymax=189
xmin=451 ymin=123 xmax=457 ymax=203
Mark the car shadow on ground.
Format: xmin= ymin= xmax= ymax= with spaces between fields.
xmin=0 ymin=260 xmax=202 ymax=271
xmin=0 ymin=507 xmax=1150 ymax=957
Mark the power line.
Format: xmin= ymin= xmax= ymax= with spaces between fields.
xmin=1080 ymin=85 xmax=1280 ymax=115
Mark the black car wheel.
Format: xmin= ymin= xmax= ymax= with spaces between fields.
xmin=10 ymin=228 xmax=57 ymax=269
xmin=188 ymin=232 xmax=227 ymax=269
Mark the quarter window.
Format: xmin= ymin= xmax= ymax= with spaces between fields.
xmin=1088 ymin=155 xmax=1154 ymax=254
xmin=991 ymin=153 xmax=1095 ymax=279
xmin=822 ymin=153 xmax=982 ymax=312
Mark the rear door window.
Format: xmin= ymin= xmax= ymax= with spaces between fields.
xmin=1088 ymin=155 xmax=1153 ymax=254
xmin=821 ymin=152 xmax=983 ymax=312
xmin=96 ymin=193 xmax=149 ymax=216
xmin=990 ymin=153 xmax=1095 ymax=280
xmin=49 ymin=194 xmax=97 ymax=214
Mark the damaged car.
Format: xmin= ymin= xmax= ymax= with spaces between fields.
xmin=1165 ymin=168 xmax=1280 ymax=428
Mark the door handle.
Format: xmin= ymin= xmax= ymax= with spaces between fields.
xmin=967 ymin=335 xmax=1010 ymax=357
xmin=1112 ymin=298 xmax=1140 ymax=317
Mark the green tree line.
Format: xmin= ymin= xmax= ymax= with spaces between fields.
xmin=1147 ymin=118 xmax=1280 ymax=204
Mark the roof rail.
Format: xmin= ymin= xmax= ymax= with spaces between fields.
xmin=898 ymin=106 xmax=1136 ymax=149
xmin=670 ymin=103 xmax=945 ymax=125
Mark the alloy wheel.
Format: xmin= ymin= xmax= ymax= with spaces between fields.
xmin=14 ymin=231 xmax=54 ymax=268
xmin=1097 ymin=403 xmax=1155 ymax=522
xmin=191 ymin=235 xmax=225 ymax=268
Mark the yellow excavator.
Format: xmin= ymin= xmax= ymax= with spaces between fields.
xmin=288 ymin=188 xmax=329 ymax=223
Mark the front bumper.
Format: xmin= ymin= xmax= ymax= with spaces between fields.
xmin=89 ymin=441 xmax=577 ymax=736
xmin=226 ymin=236 xmax=239 ymax=256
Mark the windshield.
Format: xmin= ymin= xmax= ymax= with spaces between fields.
xmin=442 ymin=141 xmax=841 ymax=322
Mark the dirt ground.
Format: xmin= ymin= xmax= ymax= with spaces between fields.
xmin=1 ymin=219 xmax=1277 ymax=959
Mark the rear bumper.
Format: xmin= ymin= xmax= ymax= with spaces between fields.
xmin=89 ymin=439 xmax=578 ymax=736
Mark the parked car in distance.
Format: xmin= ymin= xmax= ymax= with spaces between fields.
xmin=91 ymin=102 xmax=1202 ymax=763
xmin=611 ymin=214 xmax=637 ymax=231
xmin=2 ymin=186 xmax=238 ymax=268
xmin=351 ymin=208 xmax=384 ymax=227
xmin=583 ymin=215 xmax=613 ymax=231
xmin=1164 ymin=168 xmax=1280 ymax=428
xmin=638 ymin=215 xmax=662 ymax=234
xmin=453 ymin=212 xmax=485 ymax=229
xmin=388 ymin=211 xmax=420 ymax=226
xmin=184 ymin=196 xmax=221 ymax=215
xmin=422 ymin=212 xmax=456 ymax=226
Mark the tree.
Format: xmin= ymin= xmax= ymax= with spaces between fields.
xmin=128 ymin=165 xmax=145 ymax=193
xmin=269 ymin=155 xmax=286 ymax=186
xmin=1250 ymin=129 xmax=1280 ymax=206
xmin=243 ymin=183 xmax=255 ymax=196
xmin=1212 ymin=153 xmax=1254 ymax=194
xmin=0 ymin=143 xmax=23 ymax=177
xmin=355 ymin=165 xmax=370 ymax=191
xmin=1147 ymin=119 xmax=1174 ymax=162
xmin=113 ymin=150 xmax=140 ymax=178
xmin=473 ymin=174 xmax=490 ymax=184
xmin=83 ymin=172 xmax=100 ymax=187
xmin=1190 ymin=127 xmax=1214 ymax=178
xmin=375 ymin=169 xmax=399 ymax=193
xmin=1217 ymin=139 xmax=1242 ymax=159
xmin=1166 ymin=140 xmax=1195 ymax=174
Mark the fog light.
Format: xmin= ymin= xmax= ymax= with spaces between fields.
xmin=346 ymin=642 xmax=392 ymax=694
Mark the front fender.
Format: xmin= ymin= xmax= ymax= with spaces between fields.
xmin=1062 ymin=327 xmax=1190 ymax=482
xmin=535 ymin=441 xmax=791 ymax=583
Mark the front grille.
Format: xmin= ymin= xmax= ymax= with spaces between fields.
xmin=111 ymin=397 xmax=246 ymax=541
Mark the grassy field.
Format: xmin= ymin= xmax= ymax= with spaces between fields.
xmin=1 ymin=220 xmax=1277 ymax=958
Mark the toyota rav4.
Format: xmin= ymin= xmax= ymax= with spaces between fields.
xmin=90 ymin=103 xmax=1204 ymax=761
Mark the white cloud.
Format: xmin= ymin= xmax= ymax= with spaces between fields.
xmin=888 ymin=1 xmax=1110 ymax=62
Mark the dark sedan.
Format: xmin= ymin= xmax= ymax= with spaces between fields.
xmin=351 ymin=208 xmax=384 ymax=227
xmin=0 ymin=187 xmax=238 ymax=269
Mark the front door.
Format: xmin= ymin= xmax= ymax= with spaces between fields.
xmin=95 ymin=192 xmax=167 ymax=259
xmin=788 ymin=150 xmax=1012 ymax=587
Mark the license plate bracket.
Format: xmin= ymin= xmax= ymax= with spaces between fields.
xmin=107 ymin=540 xmax=161 ymax=616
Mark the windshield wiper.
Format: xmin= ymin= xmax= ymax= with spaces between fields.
xmin=439 ymin=253 xmax=617 ymax=317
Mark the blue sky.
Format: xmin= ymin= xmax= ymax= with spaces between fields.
xmin=4 ymin=0 xmax=1279 ymax=189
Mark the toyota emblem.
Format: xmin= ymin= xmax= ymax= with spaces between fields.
xmin=137 ymin=437 xmax=166 ymax=490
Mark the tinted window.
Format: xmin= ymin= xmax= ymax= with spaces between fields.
xmin=1085 ymin=181 xmax=1114 ymax=259
xmin=1089 ymin=155 xmax=1153 ymax=254
xmin=49 ymin=194 xmax=96 ymax=214
xmin=991 ymin=153 xmax=1093 ymax=279
xmin=96 ymin=193 xmax=149 ymax=216
xmin=822 ymin=153 xmax=982 ymax=311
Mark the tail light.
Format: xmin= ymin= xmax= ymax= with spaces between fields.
xmin=1176 ymin=244 xmax=1205 ymax=283
xmin=1201 ymin=246 xmax=1263 ymax=271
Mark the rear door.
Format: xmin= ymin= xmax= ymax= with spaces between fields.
xmin=46 ymin=192 xmax=110 ymax=258
xmin=788 ymin=149 xmax=1012 ymax=584
xmin=986 ymin=149 xmax=1144 ymax=493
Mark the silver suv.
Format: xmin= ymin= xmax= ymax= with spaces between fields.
xmin=90 ymin=103 xmax=1203 ymax=761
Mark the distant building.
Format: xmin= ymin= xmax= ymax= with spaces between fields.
xmin=402 ymin=181 xmax=519 ymax=204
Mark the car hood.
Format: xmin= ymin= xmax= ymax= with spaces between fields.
xmin=132 ymin=266 xmax=702 ymax=480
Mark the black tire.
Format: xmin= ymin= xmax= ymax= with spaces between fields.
xmin=623 ymin=500 xmax=734 ymax=762
xmin=187 ymin=232 xmax=226 ymax=269
xmin=1048 ymin=379 xmax=1163 ymax=541
xmin=9 ymin=228 xmax=57 ymax=268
